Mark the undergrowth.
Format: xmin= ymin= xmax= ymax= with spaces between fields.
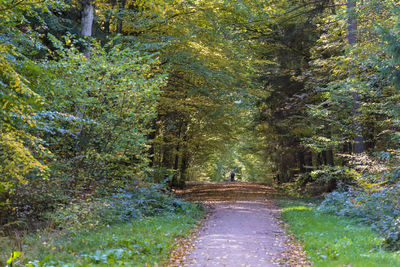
xmin=1 ymin=185 xmax=205 ymax=266
xmin=280 ymin=199 xmax=400 ymax=266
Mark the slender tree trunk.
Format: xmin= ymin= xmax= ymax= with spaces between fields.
xmin=104 ymin=17 xmax=110 ymax=34
xmin=317 ymin=152 xmax=323 ymax=166
xmin=179 ymin=126 xmax=189 ymax=188
xmin=352 ymin=94 xmax=364 ymax=153
xmin=162 ymin=142 xmax=172 ymax=168
xmin=179 ymin=153 xmax=188 ymax=188
xmin=173 ymin=143 xmax=180 ymax=171
xmin=326 ymin=148 xmax=334 ymax=165
xmin=75 ymin=0 xmax=94 ymax=155
xmin=325 ymin=128 xmax=334 ymax=165
xmin=322 ymin=150 xmax=327 ymax=165
xmin=117 ymin=0 xmax=126 ymax=34
xmin=103 ymin=0 xmax=117 ymax=34
xmin=305 ymin=150 xmax=313 ymax=173
xmin=298 ymin=150 xmax=306 ymax=173
xmin=147 ymin=120 xmax=158 ymax=168
xmin=171 ymin=123 xmax=183 ymax=188
xmin=347 ymin=0 xmax=364 ymax=154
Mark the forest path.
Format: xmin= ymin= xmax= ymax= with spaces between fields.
xmin=172 ymin=182 xmax=289 ymax=267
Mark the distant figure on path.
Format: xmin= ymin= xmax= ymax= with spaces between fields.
xmin=230 ymin=171 xmax=235 ymax=182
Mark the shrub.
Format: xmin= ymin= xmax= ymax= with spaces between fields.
xmin=48 ymin=185 xmax=198 ymax=232
xmin=318 ymin=175 xmax=400 ymax=249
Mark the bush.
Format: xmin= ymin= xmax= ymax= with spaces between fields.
xmin=48 ymin=185 xmax=198 ymax=232
xmin=318 ymin=179 xmax=400 ymax=249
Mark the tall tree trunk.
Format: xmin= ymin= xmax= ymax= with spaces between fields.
xmin=81 ymin=0 xmax=94 ymax=57
xmin=347 ymin=0 xmax=364 ymax=154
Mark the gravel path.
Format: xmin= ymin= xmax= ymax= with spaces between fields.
xmin=174 ymin=183 xmax=289 ymax=267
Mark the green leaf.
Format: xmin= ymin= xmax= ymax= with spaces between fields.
xmin=7 ymin=251 xmax=21 ymax=264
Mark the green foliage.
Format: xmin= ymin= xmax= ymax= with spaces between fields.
xmin=0 ymin=34 xmax=167 ymax=226
xmin=40 ymin=37 xmax=166 ymax=181
xmin=0 ymin=42 xmax=44 ymax=192
xmin=144 ymin=0 xmax=266 ymax=186
xmin=6 ymin=0 xmax=400 ymax=261
xmin=48 ymin=185 xmax=197 ymax=232
xmin=7 ymin=251 xmax=21 ymax=265
xmin=309 ymin=165 xmax=358 ymax=184
xmin=304 ymin=0 xmax=400 ymax=251
xmin=281 ymin=199 xmax=400 ymax=266
xmin=319 ymin=179 xmax=400 ymax=249
xmin=0 ymin=0 xmax=59 ymax=223
xmin=0 ymin=195 xmax=204 ymax=266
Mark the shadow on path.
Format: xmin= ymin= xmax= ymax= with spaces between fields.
xmin=172 ymin=182 xmax=289 ymax=267
xmin=175 ymin=182 xmax=280 ymax=203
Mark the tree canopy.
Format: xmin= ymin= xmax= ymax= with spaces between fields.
xmin=3 ymin=1 xmax=400 ymax=250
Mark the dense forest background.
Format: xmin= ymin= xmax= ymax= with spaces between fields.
xmin=3 ymin=0 xmax=400 ymax=254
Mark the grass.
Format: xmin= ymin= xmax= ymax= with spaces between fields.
xmin=280 ymin=198 xmax=400 ymax=267
xmin=1 ymin=207 xmax=205 ymax=266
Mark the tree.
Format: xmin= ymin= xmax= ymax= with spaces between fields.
xmin=347 ymin=0 xmax=364 ymax=153
xmin=81 ymin=0 xmax=95 ymax=57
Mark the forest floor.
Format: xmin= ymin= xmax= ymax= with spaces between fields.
xmin=170 ymin=182 xmax=309 ymax=267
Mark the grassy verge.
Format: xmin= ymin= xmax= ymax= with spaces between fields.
xmin=1 ymin=206 xmax=205 ymax=266
xmin=280 ymin=198 xmax=400 ymax=266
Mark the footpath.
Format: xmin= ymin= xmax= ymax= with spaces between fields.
xmin=171 ymin=182 xmax=304 ymax=267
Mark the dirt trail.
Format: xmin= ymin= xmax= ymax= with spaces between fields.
xmin=173 ymin=182 xmax=290 ymax=267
